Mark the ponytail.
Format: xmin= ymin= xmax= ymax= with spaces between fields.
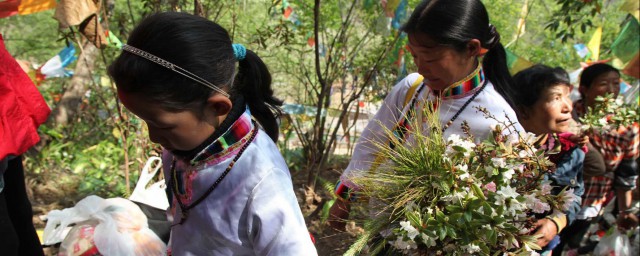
xmin=234 ymin=50 xmax=283 ymax=142
xmin=482 ymin=43 xmax=516 ymax=108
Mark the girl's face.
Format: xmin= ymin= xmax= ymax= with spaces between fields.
xmin=118 ymin=91 xmax=218 ymax=151
xmin=407 ymin=33 xmax=478 ymax=91
xmin=580 ymin=71 xmax=621 ymax=108
xmin=520 ymin=84 xmax=573 ymax=135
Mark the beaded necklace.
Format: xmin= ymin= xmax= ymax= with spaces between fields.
xmin=169 ymin=122 xmax=258 ymax=226
xmin=439 ymin=80 xmax=487 ymax=132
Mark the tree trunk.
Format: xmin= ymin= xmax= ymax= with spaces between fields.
xmin=48 ymin=42 xmax=99 ymax=126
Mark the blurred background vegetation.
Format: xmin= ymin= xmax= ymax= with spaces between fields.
xmin=0 ymin=0 xmax=635 ymax=210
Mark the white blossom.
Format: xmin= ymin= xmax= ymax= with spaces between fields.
xmin=446 ymin=134 xmax=476 ymax=157
xmin=399 ymin=221 xmax=420 ymax=240
xmin=492 ymin=157 xmax=507 ymax=168
xmin=559 ymin=188 xmax=577 ymax=211
xmin=497 ymin=186 xmax=519 ymax=199
xmin=524 ymin=194 xmax=551 ymax=214
xmin=502 ymin=169 xmax=515 ymax=182
xmin=462 ymin=244 xmax=481 ymax=254
xmin=539 ymin=181 xmax=553 ymax=195
xmin=598 ymin=118 xmax=608 ymax=126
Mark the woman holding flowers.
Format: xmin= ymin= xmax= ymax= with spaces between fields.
xmin=330 ymin=0 xmax=522 ymax=234
xmin=512 ymin=65 xmax=586 ymax=252
xmin=559 ymin=63 xmax=639 ymax=252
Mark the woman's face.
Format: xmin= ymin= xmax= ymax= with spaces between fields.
xmin=407 ymin=33 xmax=477 ymax=91
xmin=118 ymin=90 xmax=216 ymax=151
xmin=521 ymin=84 xmax=574 ymax=135
xmin=581 ymin=71 xmax=621 ymax=108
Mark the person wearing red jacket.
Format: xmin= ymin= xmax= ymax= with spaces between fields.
xmin=0 ymin=33 xmax=50 ymax=256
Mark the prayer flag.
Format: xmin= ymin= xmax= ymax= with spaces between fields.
xmin=18 ymin=0 xmax=55 ymax=15
xmin=623 ymin=53 xmax=640 ymax=79
xmin=36 ymin=44 xmax=76 ymax=81
xmin=0 ymin=0 xmax=20 ymax=18
xmin=0 ymin=0 xmax=55 ymax=18
xmin=384 ymin=0 xmax=401 ymax=18
xmin=106 ymin=30 xmax=123 ymax=49
xmin=573 ymin=44 xmax=589 ymax=58
xmin=391 ymin=0 xmax=407 ymax=30
xmin=587 ymin=26 xmax=603 ymax=61
xmin=505 ymin=49 xmax=533 ymax=75
xmin=611 ymin=18 xmax=639 ymax=64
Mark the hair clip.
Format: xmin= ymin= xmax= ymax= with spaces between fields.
xmin=232 ymin=44 xmax=246 ymax=61
xmin=122 ymin=44 xmax=230 ymax=98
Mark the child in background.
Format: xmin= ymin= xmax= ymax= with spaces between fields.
xmin=108 ymin=12 xmax=317 ymax=255
xmin=512 ymin=65 xmax=586 ymax=253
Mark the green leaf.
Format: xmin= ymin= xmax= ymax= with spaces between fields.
xmin=464 ymin=211 xmax=472 ymax=223
xmin=470 ymin=183 xmax=486 ymax=200
xmin=438 ymin=226 xmax=447 ymax=240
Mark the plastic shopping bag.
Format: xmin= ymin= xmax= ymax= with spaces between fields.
xmin=129 ymin=156 xmax=169 ymax=210
xmin=594 ymin=226 xmax=630 ymax=256
xmin=43 ymin=195 xmax=166 ymax=256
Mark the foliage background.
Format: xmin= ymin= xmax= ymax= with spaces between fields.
xmin=0 ymin=2 xmax=634 ymax=253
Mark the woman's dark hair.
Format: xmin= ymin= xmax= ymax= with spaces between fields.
xmin=579 ymin=63 xmax=620 ymax=89
xmin=512 ymin=64 xmax=570 ymax=109
xmin=108 ymin=12 xmax=282 ymax=141
xmin=401 ymin=0 xmax=516 ymax=107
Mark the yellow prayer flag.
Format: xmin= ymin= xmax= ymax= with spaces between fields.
xmin=587 ymin=26 xmax=603 ymax=61
xmin=17 ymin=0 xmax=56 ymax=15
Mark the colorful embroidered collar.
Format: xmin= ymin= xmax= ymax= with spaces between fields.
xmin=189 ymin=107 xmax=254 ymax=166
xmin=433 ymin=65 xmax=485 ymax=99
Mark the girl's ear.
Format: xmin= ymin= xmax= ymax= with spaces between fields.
xmin=466 ymin=39 xmax=482 ymax=57
xmin=204 ymin=94 xmax=232 ymax=123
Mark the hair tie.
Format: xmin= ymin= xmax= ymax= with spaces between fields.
xmin=232 ymin=43 xmax=246 ymax=61
xmin=487 ymin=24 xmax=501 ymax=49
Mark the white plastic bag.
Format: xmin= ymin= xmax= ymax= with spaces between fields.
xmin=43 ymin=195 xmax=166 ymax=256
xmin=129 ymin=156 xmax=169 ymax=210
xmin=594 ymin=227 xmax=630 ymax=256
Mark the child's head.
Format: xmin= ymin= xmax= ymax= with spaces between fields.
xmin=109 ymin=12 xmax=282 ymax=151
xmin=401 ymin=0 xmax=515 ymax=106
xmin=579 ymin=63 xmax=621 ymax=108
xmin=513 ymin=65 xmax=573 ymax=134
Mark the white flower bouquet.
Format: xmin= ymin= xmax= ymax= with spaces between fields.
xmin=580 ymin=94 xmax=639 ymax=132
xmin=346 ymin=107 xmax=576 ymax=255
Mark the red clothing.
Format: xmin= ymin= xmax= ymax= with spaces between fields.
xmin=0 ymin=34 xmax=50 ymax=160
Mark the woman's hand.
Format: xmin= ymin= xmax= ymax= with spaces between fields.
xmin=532 ymin=218 xmax=558 ymax=247
xmin=328 ymin=199 xmax=351 ymax=231
xmin=568 ymin=134 xmax=589 ymax=147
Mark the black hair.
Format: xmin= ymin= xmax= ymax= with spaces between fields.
xmin=512 ymin=64 xmax=571 ymax=109
xmin=108 ymin=12 xmax=282 ymax=141
xmin=579 ymin=63 xmax=620 ymax=89
xmin=401 ymin=0 xmax=516 ymax=107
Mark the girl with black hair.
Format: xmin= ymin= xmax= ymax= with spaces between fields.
xmin=512 ymin=65 xmax=586 ymax=252
xmin=109 ymin=12 xmax=317 ymax=255
xmin=330 ymin=0 xmax=522 ymax=232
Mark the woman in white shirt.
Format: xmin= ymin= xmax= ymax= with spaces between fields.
xmin=329 ymin=0 xmax=523 ymax=231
